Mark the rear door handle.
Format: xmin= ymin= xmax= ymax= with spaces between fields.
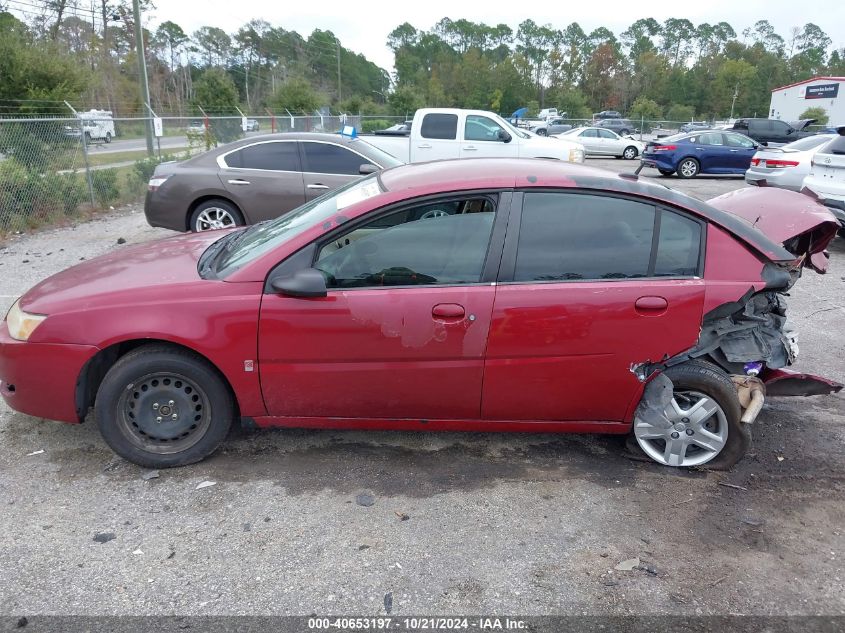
xmin=307 ymin=184 xmax=330 ymax=190
xmin=432 ymin=303 xmax=465 ymax=319
xmin=227 ymin=178 xmax=250 ymax=185
xmin=729 ymin=149 xmax=739 ymax=152
xmin=635 ymin=296 xmax=668 ymax=313
xmin=417 ymin=143 xmax=432 ymax=149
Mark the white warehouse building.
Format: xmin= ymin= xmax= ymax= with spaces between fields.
xmin=769 ymin=76 xmax=845 ymax=125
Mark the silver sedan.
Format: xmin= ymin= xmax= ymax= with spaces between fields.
xmin=745 ymin=134 xmax=836 ymax=191
xmin=556 ymin=126 xmax=644 ymax=159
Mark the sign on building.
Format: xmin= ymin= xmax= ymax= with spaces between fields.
xmin=805 ymin=84 xmax=840 ymax=99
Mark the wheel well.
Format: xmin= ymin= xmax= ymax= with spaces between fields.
xmin=186 ymin=195 xmax=244 ymax=231
xmin=75 ymin=339 xmax=239 ymax=421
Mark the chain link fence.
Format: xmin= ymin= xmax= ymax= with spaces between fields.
xmin=0 ymin=113 xmax=365 ymax=234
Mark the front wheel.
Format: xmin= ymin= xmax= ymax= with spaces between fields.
xmin=95 ymin=345 xmax=235 ymax=468
xmin=622 ymin=146 xmax=638 ymax=160
xmin=677 ymin=158 xmax=700 ymax=179
xmin=633 ymin=360 xmax=748 ymax=470
xmin=536 ymin=128 xmax=547 ymax=136
xmin=105 ymin=132 xmax=112 ymax=143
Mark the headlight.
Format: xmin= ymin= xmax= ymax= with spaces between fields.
xmin=568 ymin=148 xmax=585 ymax=163
xmin=5 ymin=300 xmax=47 ymax=341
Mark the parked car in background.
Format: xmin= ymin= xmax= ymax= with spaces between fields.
xmin=745 ymin=134 xmax=836 ymax=190
xmin=362 ymin=108 xmax=585 ymax=164
xmin=593 ymin=110 xmax=622 ymax=120
xmin=144 ymin=132 xmax=403 ymax=232
xmin=731 ymin=118 xmax=816 ymax=145
xmin=245 ymin=119 xmax=260 ymax=132
xmin=640 ymin=131 xmax=758 ymax=178
xmin=803 ymin=127 xmax=845 ymax=206
xmin=530 ymin=117 xmax=573 ymax=136
xmin=679 ymin=122 xmax=713 ymax=133
xmin=186 ymin=120 xmax=206 ymax=137
xmin=537 ymin=108 xmax=559 ymax=120
xmin=557 ymin=126 xmax=644 ymax=159
xmin=595 ymin=118 xmax=637 ymax=135
xmin=4 ymin=158 xmax=839 ymax=469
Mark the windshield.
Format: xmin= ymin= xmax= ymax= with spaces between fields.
xmin=214 ymin=175 xmax=385 ymax=277
xmin=349 ymin=138 xmax=404 ymax=168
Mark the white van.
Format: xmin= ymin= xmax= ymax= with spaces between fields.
xmin=79 ymin=109 xmax=116 ymax=143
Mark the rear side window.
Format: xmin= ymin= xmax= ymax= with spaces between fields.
xmin=301 ymin=142 xmax=367 ymax=175
xmin=699 ymin=133 xmax=724 ymax=145
xmin=225 ymin=142 xmax=300 ymax=171
xmin=513 ymin=193 xmax=701 ymax=281
xmin=818 ymin=136 xmax=845 ymax=155
xmin=420 ymin=113 xmax=458 ymax=140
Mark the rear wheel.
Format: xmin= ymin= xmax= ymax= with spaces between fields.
xmin=95 ymin=345 xmax=235 ymax=468
xmin=677 ymin=158 xmax=700 ymax=179
xmin=536 ymin=128 xmax=547 ymax=136
xmin=633 ymin=360 xmax=748 ymax=469
xmin=105 ymin=132 xmax=112 ymax=143
xmin=189 ymin=199 xmax=245 ymax=232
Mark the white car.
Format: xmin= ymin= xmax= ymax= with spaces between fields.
xmin=746 ymin=134 xmax=836 ymax=191
xmin=803 ymin=130 xmax=845 ymax=203
xmin=556 ymin=126 xmax=644 ymax=160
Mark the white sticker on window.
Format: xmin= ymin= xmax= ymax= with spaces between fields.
xmin=336 ymin=180 xmax=382 ymax=210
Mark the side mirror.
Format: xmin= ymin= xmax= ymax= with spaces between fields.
xmin=359 ymin=163 xmax=379 ymax=175
xmin=269 ymin=268 xmax=328 ymax=298
xmin=498 ymin=129 xmax=512 ymax=143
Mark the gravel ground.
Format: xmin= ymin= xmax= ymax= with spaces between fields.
xmin=0 ymin=159 xmax=843 ymax=617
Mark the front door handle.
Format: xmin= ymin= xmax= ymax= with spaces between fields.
xmin=463 ymin=145 xmax=478 ymax=151
xmin=417 ymin=143 xmax=432 ymax=149
xmin=307 ymin=184 xmax=330 ymax=190
xmin=635 ymin=296 xmax=668 ymax=313
xmin=729 ymin=149 xmax=739 ymax=152
xmin=227 ymin=178 xmax=250 ymax=185
xmin=432 ymin=303 xmax=465 ymax=319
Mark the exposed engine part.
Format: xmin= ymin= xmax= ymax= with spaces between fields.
xmin=730 ymin=375 xmax=766 ymax=424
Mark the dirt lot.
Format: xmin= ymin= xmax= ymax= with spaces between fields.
xmin=0 ymin=160 xmax=843 ymax=617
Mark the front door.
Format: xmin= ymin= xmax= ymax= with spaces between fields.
xmin=259 ymin=193 xmax=509 ymax=420
xmin=482 ymin=191 xmax=706 ymax=422
xmin=462 ymin=114 xmax=514 ymax=158
xmin=299 ymin=141 xmax=369 ymax=202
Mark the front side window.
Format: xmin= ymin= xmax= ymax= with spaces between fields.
xmin=314 ymin=197 xmax=496 ymax=288
xmin=420 ymin=113 xmax=458 ymax=140
xmin=224 ymin=142 xmax=300 ymax=171
xmin=698 ymin=132 xmax=724 ymax=146
xmin=580 ymin=129 xmax=599 ymax=138
xmin=513 ymin=193 xmax=701 ymax=281
xmin=464 ymin=115 xmax=506 ymax=142
xmin=301 ymin=142 xmax=369 ymax=175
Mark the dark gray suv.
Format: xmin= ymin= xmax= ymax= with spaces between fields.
xmin=595 ymin=118 xmax=637 ymax=135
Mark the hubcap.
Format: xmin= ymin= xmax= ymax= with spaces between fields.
xmin=624 ymin=148 xmax=636 ymax=159
xmin=634 ymin=390 xmax=728 ymax=467
xmin=117 ymin=372 xmax=212 ymax=454
xmin=681 ymin=161 xmax=697 ymax=177
xmin=196 ymin=207 xmax=236 ymax=231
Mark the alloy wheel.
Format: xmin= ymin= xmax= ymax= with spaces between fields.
xmin=679 ymin=159 xmax=698 ymax=178
xmin=195 ymin=207 xmax=237 ymax=231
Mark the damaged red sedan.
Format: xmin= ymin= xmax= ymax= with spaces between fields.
xmin=0 ymin=159 xmax=841 ymax=469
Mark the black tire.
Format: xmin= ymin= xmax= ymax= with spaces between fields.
xmin=84 ymin=131 xmax=91 ymax=143
xmin=628 ymin=359 xmax=748 ymax=470
xmin=658 ymin=168 xmax=674 ymax=176
xmin=95 ymin=344 xmax=234 ymax=468
xmin=677 ymin=157 xmax=700 ymax=179
xmin=620 ymin=128 xmax=630 ymax=135
xmin=189 ymin=199 xmax=245 ymax=232
xmin=622 ymin=146 xmax=638 ymax=160
xmin=536 ymin=128 xmax=547 ymax=136
xmin=105 ymin=132 xmax=112 ymax=143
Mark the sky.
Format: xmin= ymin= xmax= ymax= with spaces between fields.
xmin=144 ymin=0 xmax=845 ymax=75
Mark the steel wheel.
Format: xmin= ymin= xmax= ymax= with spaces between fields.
xmin=634 ymin=390 xmax=728 ymax=467
xmin=678 ymin=158 xmax=699 ymax=178
xmin=195 ymin=206 xmax=238 ymax=231
xmin=623 ymin=146 xmax=638 ymax=160
xmin=536 ymin=129 xmax=547 ymax=136
xmin=116 ymin=372 xmax=213 ymax=455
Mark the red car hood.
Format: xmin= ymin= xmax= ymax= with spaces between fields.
xmin=708 ymin=187 xmax=839 ymax=273
xmin=20 ymin=230 xmax=228 ymax=314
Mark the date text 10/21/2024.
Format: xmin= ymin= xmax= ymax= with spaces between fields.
xmin=307 ymin=617 xmax=528 ymax=630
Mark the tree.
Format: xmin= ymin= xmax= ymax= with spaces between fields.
xmin=193 ymin=26 xmax=231 ymax=67
xmin=192 ymin=67 xmax=239 ymax=111
xmin=799 ymin=107 xmax=828 ymax=126
xmin=629 ymin=96 xmax=662 ymax=122
xmin=388 ymin=85 xmax=424 ymax=116
xmin=666 ymin=104 xmax=695 ymax=122
xmin=270 ymin=77 xmax=321 ymax=113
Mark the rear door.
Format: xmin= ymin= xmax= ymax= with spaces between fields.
xmin=413 ymin=112 xmax=461 ymax=162
xmin=576 ymin=128 xmax=600 ymax=154
xmin=299 ymin=141 xmax=368 ymax=201
xmin=482 ymin=191 xmax=705 ymax=423
xmin=218 ymin=140 xmax=305 ymax=222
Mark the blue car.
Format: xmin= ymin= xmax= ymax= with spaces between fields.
xmin=640 ymin=131 xmax=758 ymax=178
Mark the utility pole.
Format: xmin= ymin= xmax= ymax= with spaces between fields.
xmin=729 ymin=83 xmax=740 ymax=121
xmin=335 ymin=36 xmax=342 ymax=103
xmin=132 ymin=0 xmax=154 ymax=156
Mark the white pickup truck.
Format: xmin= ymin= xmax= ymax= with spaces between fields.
xmin=363 ymin=108 xmax=584 ymax=164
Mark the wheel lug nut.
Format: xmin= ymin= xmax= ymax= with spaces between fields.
xmin=671 ymin=432 xmax=680 ymax=439
xmin=168 ymin=400 xmax=175 ymax=406
xmin=686 ymin=429 xmax=694 ymax=436
xmin=171 ymin=414 xmax=178 ymax=420
xmin=156 ymin=416 xmax=162 ymax=423
xmin=152 ymin=403 xmax=159 ymax=410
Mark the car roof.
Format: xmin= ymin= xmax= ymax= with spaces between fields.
xmin=378 ymin=158 xmax=792 ymax=262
